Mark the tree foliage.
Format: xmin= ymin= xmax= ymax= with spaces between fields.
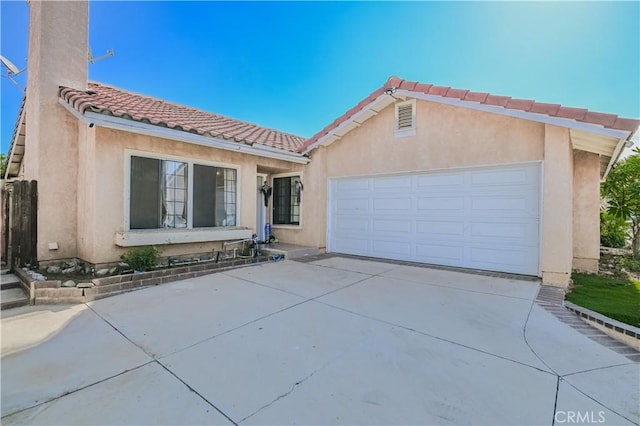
xmin=601 ymin=147 xmax=640 ymax=257
xmin=0 ymin=153 xmax=6 ymax=178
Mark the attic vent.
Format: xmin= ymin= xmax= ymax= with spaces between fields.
xmin=397 ymin=104 xmax=413 ymax=129
xmin=394 ymin=99 xmax=416 ymax=138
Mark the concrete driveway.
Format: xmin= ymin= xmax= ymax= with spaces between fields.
xmin=1 ymin=257 xmax=638 ymax=425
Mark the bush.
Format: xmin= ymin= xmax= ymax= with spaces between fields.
xmin=620 ymin=255 xmax=640 ymax=273
xmin=120 ymin=246 xmax=160 ymax=272
xmin=600 ymin=211 xmax=628 ymax=248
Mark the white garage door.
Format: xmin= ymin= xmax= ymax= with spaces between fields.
xmin=328 ymin=163 xmax=541 ymax=275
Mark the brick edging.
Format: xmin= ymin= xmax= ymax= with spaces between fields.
xmin=564 ymin=301 xmax=640 ymax=340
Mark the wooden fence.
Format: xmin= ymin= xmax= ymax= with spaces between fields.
xmin=6 ymin=180 xmax=38 ymax=268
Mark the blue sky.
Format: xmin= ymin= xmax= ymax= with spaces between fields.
xmin=1 ymin=1 xmax=639 ymax=154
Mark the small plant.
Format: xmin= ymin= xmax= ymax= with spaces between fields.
xmin=600 ymin=210 xmax=627 ymax=248
xmin=620 ymin=255 xmax=640 ymax=274
xmin=120 ymin=246 xmax=160 ymax=272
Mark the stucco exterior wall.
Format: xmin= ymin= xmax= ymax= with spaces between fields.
xmin=85 ymin=127 xmax=303 ymax=265
xmin=541 ymin=125 xmax=574 ymax=287
xmin=24 ymin=1 xmax=87 ymax=262
xmin=572 ymin=150 xmax=600 ymax=273
xmin=325 ymin=100 xmax=545 ymax=177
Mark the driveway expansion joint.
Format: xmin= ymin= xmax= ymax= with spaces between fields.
xmin=156 ymin=360 xmax=238 ymax=425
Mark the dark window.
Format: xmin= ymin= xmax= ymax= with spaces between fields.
xmin=129 ymin=156 xmax=236 ymax=230
xmin=193 ymin=165 xmax=237 ymax=227
xmin=273 ymin=176 xmax=300 ymax=225
xmin=130 ymin=156 xmax=161 ymax=229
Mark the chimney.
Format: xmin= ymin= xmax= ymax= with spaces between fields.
xmin=23 ymin=0 xmax=88 ymax=261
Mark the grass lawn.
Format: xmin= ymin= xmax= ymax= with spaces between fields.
xmin=567 ymin=273 xmax=640 ymax=327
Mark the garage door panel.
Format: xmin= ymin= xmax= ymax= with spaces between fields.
xmin=373 ymin=219 xmax=412 ymax=233
xmin=373 ymin=176 xmax=412 ymax=189
xmin=471 ymin=168 xmax=531 ymax=186
xmin=415 ymin=220 xmax=465 ymax=236
xmin=335 ymin=217 xmax=369 ymax=232
xmin=329 ymin=164 xmax=540 ymax=276
xmin=373 ymin=197 xmax=411 ymax=211
xmin=333 ymin=236 xmax=369 ymax=253
xmin=416 ymin=173 xmax=465 ymax=188
xmin=470 ymin=221 xmax=538 ymax=241
xmin=417 ymin=197 xmax=465 ymax=211
xmin=469 ymin=246 xmax=537 ymax=271
xmin=372 ymin=240 xmax=411 ymax=257
xmin=415 ymin=243 xmax=464 ymax=263
xmin=336 ymin=198 xmax=369 ymax=212
xmin=336 ymin=179 xmax=370 ymax=192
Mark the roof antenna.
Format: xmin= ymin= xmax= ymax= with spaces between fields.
xmin=0 ymin=54 xmax=26 ymax=93
xmin=88 ymin=48 xmax=114 ymax=64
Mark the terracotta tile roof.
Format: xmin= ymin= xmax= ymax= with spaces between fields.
xmin=301 ymin=76 xmax=639 ymax=152
xmin=59 ymin=82 xmax=306 ymax=153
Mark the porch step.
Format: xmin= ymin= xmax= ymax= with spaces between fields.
xmin=0 ymin=274 xmax=29 ymax=311
xmin=261 ymin=243 xmax=321 ymax=260
xmin=1 ymin=274 xmax=22 ymax=290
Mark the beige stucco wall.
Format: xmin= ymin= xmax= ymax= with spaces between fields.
xmin=23 ymin=1 xmax=87 ymax=262
xmin=572 ymin=150 xmax=601 ymax=273
xmin=83 ymin=127 xmax=304 ymax=265
xmin=325 ymin=101 xmax=545 ymax=177
xmin=541 ymin=125 xmax=574 ymax=287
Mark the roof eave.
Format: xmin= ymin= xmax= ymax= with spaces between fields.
xmin=302 ymin=93 xmax=395 ymax=155
xmin=73 ymin=109 xmax=309 ymax=164
xmin=5 ymin=97 xmax=26 ymax=179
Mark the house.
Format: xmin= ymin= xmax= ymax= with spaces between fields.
xmin=3 ymin=1 xmax=638 ymax=288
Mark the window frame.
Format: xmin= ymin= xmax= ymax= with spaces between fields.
xmin=394 ymin=99 xmax=417 ymax=138
xmin=271 ymin=171 xmax=303 ymax=229
xmin=124 ymin=150 xmax=241 ymax=232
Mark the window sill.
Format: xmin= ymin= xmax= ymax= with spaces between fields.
xmin=272 ymin=224 xmax=302 ymax=230
xmin=115 ymin=228 xmax=253 ymax=247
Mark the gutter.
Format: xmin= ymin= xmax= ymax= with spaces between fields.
xmin=58 ymin=99 xmax=310 ymax=164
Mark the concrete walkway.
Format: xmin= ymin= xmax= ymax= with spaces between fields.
xmin=1 ymin=257 xmax=638 ymax=425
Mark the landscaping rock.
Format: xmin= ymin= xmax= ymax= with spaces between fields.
xmin=77 ymin=282 xmax=94 ymax=288
xmin=62 ymin=267 xmax=77 ymax=274
xmin=46 ymin=265 xmax=62 ymax=274
xmin=61 ymin=280 xmax=76 ymax=287
xmin=95 ymin=268 xmax=110 ymax=277
xmin=108 ymin=267 xmax=117 ymax=275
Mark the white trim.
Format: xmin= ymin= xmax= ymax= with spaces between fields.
xmin=603 ymin=138 xmax=627 ymax=178
xmin=115 ymin=228 xmax=253 ymax=247
xmin=397 ymin=89 xmax=631 ymax=140
xmin=271 ymin=171 xmax=304 ymax=229
xmin=58 ymin=98 xmax=90 ymax=124
xmin=302 ymin=94 xmax=394 ymax=155
xmin=124 ymin=149 xmax=242 ymax=233
xmin=82 ymin=111 xmax=309 ymax=164
xmin=538 ymin=161 xmax=545 ymax=277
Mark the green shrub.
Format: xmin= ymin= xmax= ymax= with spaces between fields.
xmin=600 ymin=211 xmax=628 ymax=248
xmin=620 ymin=255 xmax=640 ymax=273
xmin=120 ymin=246 xmax=160 ymax=272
